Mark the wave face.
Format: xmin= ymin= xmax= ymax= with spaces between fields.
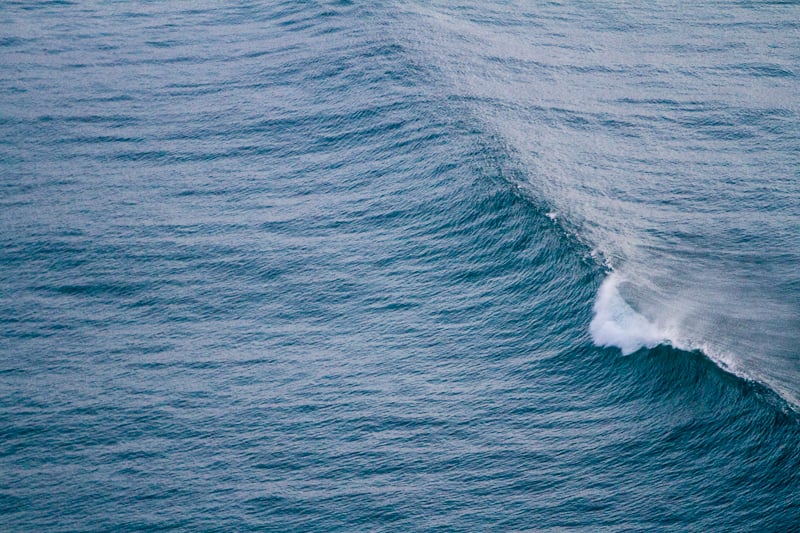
xmin=2 ymin=1 xmax=800 ymax=531
xmin=404 ymin=0 xmax=800 ymax=404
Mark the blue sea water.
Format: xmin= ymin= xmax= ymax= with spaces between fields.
xmin=1 ymin=1 xmax=799 ymax=530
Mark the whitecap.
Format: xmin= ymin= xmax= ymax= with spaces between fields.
xmin=589 ymin=273 xmax=667 ymax=355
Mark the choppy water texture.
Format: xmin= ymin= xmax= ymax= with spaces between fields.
xmin=1 ymin=1 xmax=799 ymax=531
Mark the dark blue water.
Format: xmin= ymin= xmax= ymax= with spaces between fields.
xmin=2 ymin=1 xmax=799 ymax=530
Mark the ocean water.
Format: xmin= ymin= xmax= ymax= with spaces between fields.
xmin=1 ymin=1 xmax=798 ymax=530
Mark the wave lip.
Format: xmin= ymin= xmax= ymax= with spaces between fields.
xmin=590 ymin=273 xmax=668 ymax=355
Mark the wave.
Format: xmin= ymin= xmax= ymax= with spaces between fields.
xmin=400 ymin=0 xmax=800 ymax=407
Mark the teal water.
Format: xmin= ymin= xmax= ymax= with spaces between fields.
xmin=1 ymin=1 xmax=799 ymax=530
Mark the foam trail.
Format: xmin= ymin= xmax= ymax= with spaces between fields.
xmin=590 ymin=273 xmax=667 ymax=355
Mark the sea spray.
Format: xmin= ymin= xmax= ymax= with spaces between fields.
xmin=590 ymin=273 xmax=666 ymax=355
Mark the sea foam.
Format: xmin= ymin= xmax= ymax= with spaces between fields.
xmin=590 ymin=273 xmax=666 ymax=355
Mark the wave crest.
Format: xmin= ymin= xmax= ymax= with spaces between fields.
xmin=590 ymin=273 xmax=667 ymax=355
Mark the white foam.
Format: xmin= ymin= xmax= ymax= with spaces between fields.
xmin=589 ymin=273 xmax=667 ymax=355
